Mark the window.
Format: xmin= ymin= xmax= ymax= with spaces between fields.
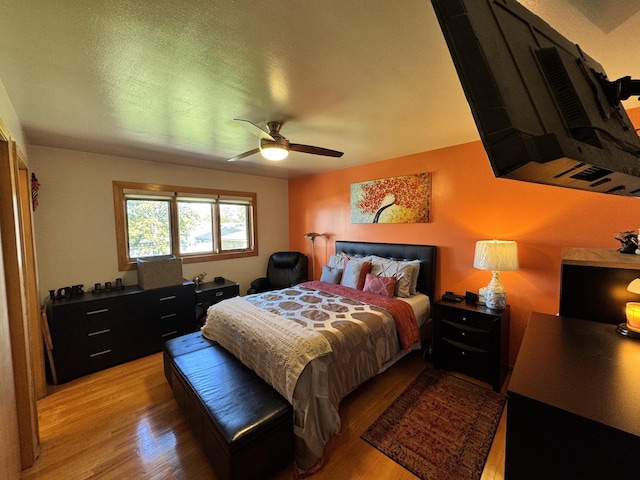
xmin=113 ymin=181 xmax=257 ymax=270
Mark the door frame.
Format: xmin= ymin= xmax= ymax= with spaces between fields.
xmin=0 ymin=119 xmax=40 ymax=469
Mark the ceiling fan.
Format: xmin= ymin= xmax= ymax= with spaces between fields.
xmin=228 ymin=119 xmax=344 ymax=162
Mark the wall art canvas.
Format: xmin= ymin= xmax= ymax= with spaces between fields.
xmin=350 ymin=172 xmax=431 ymax=224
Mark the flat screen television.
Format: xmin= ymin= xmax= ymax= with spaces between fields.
xmin=431 ymin=0 xmax=640 ymax=196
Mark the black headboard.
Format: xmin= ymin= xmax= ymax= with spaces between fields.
xmin=334 ymin=241 xmax=437 ymax=301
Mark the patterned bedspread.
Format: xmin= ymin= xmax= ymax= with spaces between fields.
xmin=202 ymin=283 xmax=417 ymax=473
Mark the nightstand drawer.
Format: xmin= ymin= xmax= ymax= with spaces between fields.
xmin=438 ymin=306 xmax=497 ymax=330
xmin=441 ymin=338 xmax=490 ymax=379
xmin=196 ymin=285 xmax=238 ymax=304
xmin=441 ymin=319 xmax=491 ymax=348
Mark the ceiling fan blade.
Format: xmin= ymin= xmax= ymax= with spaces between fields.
xmin=234 ymin=119 xmax=275 ymax=141
xmin=290 ymin=143 xmax=344 ymax=157
xmin=228 ymin=148 xmax=260 ymax=162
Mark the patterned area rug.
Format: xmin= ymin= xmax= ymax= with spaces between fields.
xmin=361 ymin=367 xmax=506 ymax=480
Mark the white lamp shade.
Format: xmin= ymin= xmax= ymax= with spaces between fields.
xmin=628 ymin=278 xmax=640 ymax=295
xmin=473 ymin=240 xmax=519 ymax=272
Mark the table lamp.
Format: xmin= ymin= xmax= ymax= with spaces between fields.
xmin=473 ymin=240 xmax=519 ymax=310
xmin=619 ymin=278 xmax=640 ymax=337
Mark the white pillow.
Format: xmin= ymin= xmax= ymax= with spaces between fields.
xmin=370 ymin=256 xmax=419 ymax=298
xmin=407 ymin=260 xmax=421 ymax=295
xmin=328 ymin=252 xmax=350 ymax=269
xmin=340 ymin=258 xmax=372 ymax=290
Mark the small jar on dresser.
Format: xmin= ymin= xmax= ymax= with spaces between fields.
xmin=432 ymin=299 xmax=510 ymax=392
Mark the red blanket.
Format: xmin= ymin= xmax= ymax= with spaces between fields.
xmin=300 ymin=281 xmax=420 ymax=350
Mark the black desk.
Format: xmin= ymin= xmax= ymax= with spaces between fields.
xmin=506 ymin=312 xmax=640 ymax=479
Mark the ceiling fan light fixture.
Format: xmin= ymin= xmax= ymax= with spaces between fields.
xmin=229 ymin=119 xmax=343 ymax=162
xmin=259 ymin=139 xmax=289 ymax=161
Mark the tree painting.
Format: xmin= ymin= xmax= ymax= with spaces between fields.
xmin=350 ymin=173 xmax=431 ymax=223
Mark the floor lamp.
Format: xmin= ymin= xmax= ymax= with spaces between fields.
xmin=303 ymin=232 xmax=322 ymax=280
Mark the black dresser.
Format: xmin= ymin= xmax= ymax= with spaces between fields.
xmin=506 ymin=312 xmax=640 ymax=479
xmin=46 ymin=282 xmax=196 ymax=384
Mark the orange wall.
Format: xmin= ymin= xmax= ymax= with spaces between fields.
xmin=289 ymin=106 xmax=640 ymax=365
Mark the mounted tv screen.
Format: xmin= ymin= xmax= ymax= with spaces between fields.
xmin=431 ymin=0 xmax=640 ymax=196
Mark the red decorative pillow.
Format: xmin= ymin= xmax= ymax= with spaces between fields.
xmin=363 ymin=273 xmax=396 ymax=297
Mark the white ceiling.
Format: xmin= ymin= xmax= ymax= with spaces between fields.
xmin=1 ymin=0 xmax=639 ymax=179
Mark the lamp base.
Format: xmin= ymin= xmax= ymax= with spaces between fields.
xmin=484 ymin=271 xmax=507 ymax=310
xmin=617 ymin=323 xmax=640 ymax=339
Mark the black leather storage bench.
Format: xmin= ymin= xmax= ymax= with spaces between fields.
xmin=163 ymin=332 xmax=293 ymax=480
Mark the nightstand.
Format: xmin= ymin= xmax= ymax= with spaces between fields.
xmin=195 ymin=279 xmax=240 ymax=325
xmin=433 ymin=299 xmax=510 ymax=391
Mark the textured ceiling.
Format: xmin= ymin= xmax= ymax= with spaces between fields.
xmin=0 ymin=0 xmax=639 ymax=179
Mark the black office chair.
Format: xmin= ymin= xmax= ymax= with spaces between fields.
xmin=247 ymin=252 xmax=308 ymax=294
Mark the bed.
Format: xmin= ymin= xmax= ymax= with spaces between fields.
xmin=201 ymin=240 xmax=437 ymax=474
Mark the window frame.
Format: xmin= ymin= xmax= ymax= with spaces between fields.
xmin=113 ymin=181 xmax=258 ymax=271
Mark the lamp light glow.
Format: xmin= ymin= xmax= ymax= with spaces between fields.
xmin=625 ymin=303 xmax=640 ymax=332
xmin=625 ymin=279 xmax=640 ymax=333
xmin=473 ymin=240 xmax=519 ymax=310
xmin=259 ymin=138 xmax=289 ymax=161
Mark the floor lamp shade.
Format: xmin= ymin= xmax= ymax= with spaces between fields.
xmin=474 ymin=240 xmax=519 ymax=309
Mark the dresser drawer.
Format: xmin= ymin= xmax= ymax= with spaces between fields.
xmin=153 ymin=317 xmax=189 ymax=344
xmin=54 ymin=344 xmax=128 ymax=383
xmin=51 ymin=325 xmax=135 ymax=383
xmin=48 ymin=296 xmax=138 ymax=332
xmin=147 ymin=284 xmax=194 ymax=316
xmin=440 ymin=319 xmax=491 ymax=348
xmin=53 ymin=314 xmax=134 ymax=348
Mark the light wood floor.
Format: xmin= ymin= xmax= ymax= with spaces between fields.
xmin=21 ymin=351 xmax=506 ymax=480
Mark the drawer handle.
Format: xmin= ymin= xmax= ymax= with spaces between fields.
xmin=88 ymin=329 xmax=110 ymax=337
xmin=159 ymin=295 xmax=177 ymax=302
xmin=89 ymin=349 xmax=112 ymax=358
xmin=462 ymin=316 xmax=467 ymax=321
xmin=161 ymin=330 xmax=178 ymax=338
xmin=86 ymin=308 xmax=109 ymax=315
xmin=215 ymin=291 xmax=224 ymax=297
xmin=461 ymin=351 xmax=466 ymax=356
xmin=160 ymin=313 xmax=177 ymax=320
xmin=461 ymin=332 xmax=466 ymax=337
